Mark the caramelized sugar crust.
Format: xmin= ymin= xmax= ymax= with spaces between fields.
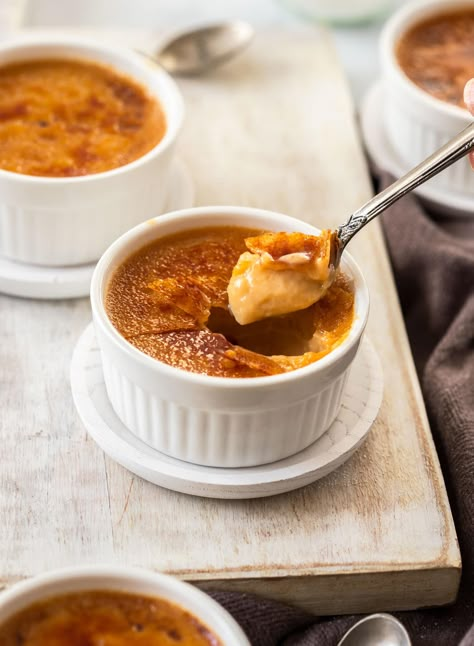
xmin=0 ymin=59 xmax=166 ymax=177
xmin=105 ymin=226 xmax=355 ymax=378
xmin=0 ymin=590 xmax=220 ymax=645
xmin=244 ymin=230 xmax=334 ymax=266
xmin=397 ymin=9 xmax=474 ymax=107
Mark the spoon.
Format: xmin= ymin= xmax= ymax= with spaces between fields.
xmin=227 ymin=120 xmax=474 ymax=325
xmin=150 ymin=21 xmax=254 ymax=76
xmin=333 ymin=121 xmax=474 ymax=264
xmin=337 ymin=613 xmax=411 ymax=646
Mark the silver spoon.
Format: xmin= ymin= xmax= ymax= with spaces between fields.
xmin=227 ymin=121 xmax=474 ymax=325
xmin=150 ymin=21 xmax=254 ymax=76
xmin=337 ymin=613 xmax=411 ymax=646
xmin=333 ymin=121 xmax=474 ymax=264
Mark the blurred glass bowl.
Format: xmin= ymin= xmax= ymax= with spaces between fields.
xmin=279 ymin=0 xmax=394 ymax=26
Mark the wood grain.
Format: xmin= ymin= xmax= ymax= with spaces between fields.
xmin=0 ymin=27 xmax=461 ymax=613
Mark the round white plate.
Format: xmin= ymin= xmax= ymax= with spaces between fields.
xmin=361 ymin=81 xmax=474 ymax=218
xmin=0 ymin=158 xmax=194 ymax=300
xmin=71 ymin=324 xmax=384 ymax=499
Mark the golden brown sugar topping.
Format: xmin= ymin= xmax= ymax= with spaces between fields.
xmin=397 ymin=9 xmax=474 ymax=108
xmin=244 ymin=229 xmax=334 ymax=263
xmin=0 ymin=590 xmax=221 ymax=645
xmin=227 ymin=229 xmax=337 ymax=325
xmin=105 ymin=226 xmax=355 ymax=378
xmin=0 ymin=59 xmax=166 ymax=177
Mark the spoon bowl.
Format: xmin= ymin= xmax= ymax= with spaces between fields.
xmin=338 ymin=613 xmax=411 ymax=646
xmin=155 ymin=21 xmax=254 ymax=76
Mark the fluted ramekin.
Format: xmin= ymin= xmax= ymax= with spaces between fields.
xmin=91 ymin=207 xmax=369 ymax=468
xmin=380 ymin=0 xmax=474 ymax=196
xmin=0 ymin=566 xmax=249 ymax=645
xmin=0 ymin=35 xmax=184 ymax=266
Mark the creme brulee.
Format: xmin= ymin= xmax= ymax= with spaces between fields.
xmin=0 ymin=590 xmax=221 ymax=645
xmin=397 ymin=8 xmax=474 ymax=108
xmin=105 ymin=226 xmax=355 ymax=378
xmin=0 ymin=59 xmax=166 ymax=177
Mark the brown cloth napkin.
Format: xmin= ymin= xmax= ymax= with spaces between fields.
xmin=209 ymin=173 xmax=474 ymax=646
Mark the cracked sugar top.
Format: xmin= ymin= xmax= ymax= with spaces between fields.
xmin=0 ymin=59 xmax=166 ymax=177
xmin=0 ymin=590 xmax=221 ymax=645
xmin=105 ymin=226 xmax=355 ymax=378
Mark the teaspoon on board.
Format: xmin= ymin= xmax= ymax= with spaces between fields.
xmin=141 ymin=21 xmax=254 ymax=76
xmin=337 ymin=613 xmax=411 ymax=646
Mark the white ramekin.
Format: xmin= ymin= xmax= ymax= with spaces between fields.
xmin=91 ymin=206 xmax=369 ymax=468
xmin=0 ymin=35 xmax=184 ymax=266
xmin=0 ymin=566 xmax=249 ymax=645
xmin=380 ymin=0 xmax=474 ymax=196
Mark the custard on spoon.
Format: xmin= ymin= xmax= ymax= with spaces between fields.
xmin=227 ymin=229 xmax=339 ymax=325
xmin=229 ymin=115 xmax=474 ymax=326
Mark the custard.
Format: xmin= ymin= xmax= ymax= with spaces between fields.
xmin=0 ymin=590 xmax=220 ymax=645
xmin=0 ymin=59 xmax=166 ymax=177
xmin=228 ymin=229 xmax=337 ymax=324
xmin=397 ymin=9 xmax=474 ymax=108
xmin=105 ymin=226 xmax=355 ymax=378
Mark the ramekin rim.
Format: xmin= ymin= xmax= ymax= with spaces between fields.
xmin=0 ymin=34 xmax=184 ymax=184
xmin=380 ymin=0 xmax=474 ymax=121
xmin=0 ymin=565 xmax=250 ymax=645
xmin=90 ymin=205 xmax=370 ymax=389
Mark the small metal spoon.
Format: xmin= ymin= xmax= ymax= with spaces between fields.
xmin=334 ymin=121 xmax=474 ymax=263
xmin=337 ymin=613 xmax=411 ymax=646
xmin=150 ymin=21 xmax=254 ymax=76
xmin=227 ymin=120 xmax=474 ymax=324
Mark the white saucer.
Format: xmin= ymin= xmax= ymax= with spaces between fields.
xmin=71 ymin=324 xmax=384 ymax=500
xmin=0 ymin=158 xmax=194 ymax=300
xmin=361 ymin=81 xmax=474 ymax=218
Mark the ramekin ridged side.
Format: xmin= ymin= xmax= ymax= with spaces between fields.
xmin=380 ymin=0 xmax=474 ymax=196
xmin=100 ymin=349 xmax=351 ymax=467
xmin=0 ymin=36 xmax=184 ymax=266
xmin=0 ymin=566 xmax=250 ymax=646
xmin=91 ymin=207 xmax=369 ymax=468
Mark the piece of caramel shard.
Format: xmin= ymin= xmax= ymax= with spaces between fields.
xmin=148 ymin=277 xmax=211 ymax=325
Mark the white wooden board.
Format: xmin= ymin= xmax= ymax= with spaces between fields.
xmin=0 ymin=27 xmax=460 ymax=615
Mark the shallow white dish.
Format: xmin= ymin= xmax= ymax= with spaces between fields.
xmin=0 ymin=159 xmax=194 ymax=299
xmin=361 ymin=82 xmax=474 ymax=218
xmin=71 ymin=323 xmax=383 ymax=499
xmin=0 ymin=565 xmax=250 ymax=646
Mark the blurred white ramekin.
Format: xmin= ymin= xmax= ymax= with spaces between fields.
xmin=0 ymin=566 xmax=249 ymax=645
xmin=0 ymin=35 xmax=184 ymax=266
xmin=380 ymin=0 xmax=474 ymax=196
xmin=91 ymin=206 xmax=369 ymax=468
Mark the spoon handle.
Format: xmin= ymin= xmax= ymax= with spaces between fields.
xmin=337 ymin=121 xmax=474 ymax=249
